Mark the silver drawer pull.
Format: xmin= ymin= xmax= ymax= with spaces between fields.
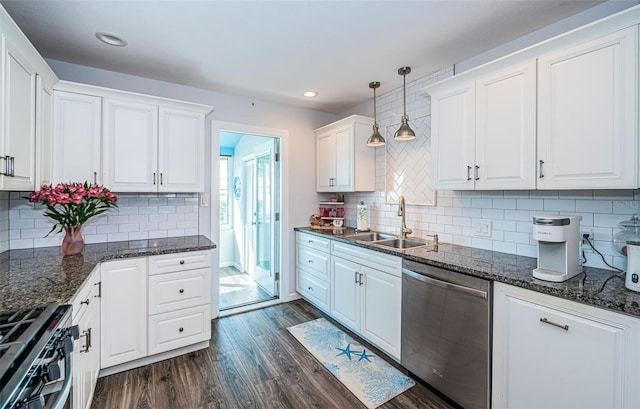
xmin=179 ymin=260 xmax=185 ymax=265
xmin=307 ymin=286 xmax=313 ymax=291
xmin=308 ymin=240 xmax=314 ymax=243
xmin=80 ymin=298 xmax=90 ymax=306
xmin=540 ymin=317 xmax=568 ymax=331
xmin=179 ymin=327 xmax=184 ymax=333
xmin=307 ymin=259 xmax=313 ymax=264
xmin=179 ymin=288 xmax=184 ymax=294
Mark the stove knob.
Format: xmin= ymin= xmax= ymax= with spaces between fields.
xmin=67 ymin=324 xmax=80 ymax=340
xmin=61 ymin=336 xmax=74 ymax=354
xmin=43 ymin=360 xmax=61 ymax=382
xmin=23 ymin=394 xmax=45 ymax=409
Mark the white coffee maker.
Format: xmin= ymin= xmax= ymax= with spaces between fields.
xmin=532 ymin=216 xmax=582 ymax=282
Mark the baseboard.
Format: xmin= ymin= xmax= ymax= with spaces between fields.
xmin=98 ymin=340 xmax=210 ymax=377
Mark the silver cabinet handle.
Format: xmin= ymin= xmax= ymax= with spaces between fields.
xmin=80 ymin=328 xmax=92 ymax=353
xmin=539 ymin=160 xmax=545 ymax=178
xmin=179 ymin=260 xmax=185 ymax=265
xmin=160 ymin=172 xmax=163 ymax=185
xmin=179 ymin=327 xmax=184 ymax=333
xmin=93 ymin=171 xmax=97 ymax=184
xmin=474 ymin=165 xmax=480 ymax=181
xmin=354 ymin=271 xmax=359 ymax=284
xmin=467 ymin=166 xmax=472 ymax=181
xmin=153 ymin=172 xmax=156 ymax=185
xmin=307 ymin=259 xmax=313 ymax=264
xmin=358 ymin=273 xmax=364 ymax=286
xmin=307 ymin=286 xmax=313 ymax=291
xmin=9 ymin=157 xmax=14 ymax=177
xmin=80 ymin=298 xmax=90 ymax=306
xmin=179 ymin=288 xmax=184 ymax=294
xmin=95 ymin=281 xmax=102 ymax=298
xmin=540 ymin=317 xmax=568 ymax=331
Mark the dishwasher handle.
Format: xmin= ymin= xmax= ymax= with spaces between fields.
xmin=402 ymin=268 xmax=488 ymax=300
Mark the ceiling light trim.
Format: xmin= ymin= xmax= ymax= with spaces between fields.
xmin=95 ymin=32 xmax=128 ymax=47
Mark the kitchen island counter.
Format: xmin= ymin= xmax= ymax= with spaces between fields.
xmin=296 ymin=227 xmax=640 ymax=318
xmin=0 ymin=235 xmax=216 ymax=312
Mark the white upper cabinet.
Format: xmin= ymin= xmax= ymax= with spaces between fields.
xmin=315 ymin=115 xmax=375 ymax=193
xmin=35 ymin=75 xmax=54 ymax=187
xmin=54 ymin=82 xmax=212 ymax=193
xmin=103 ymin=98 xmax=158 ymax=192
xmin=475 ymin=61 xmax=536 ymax=189
xmin=425 ymin=8 xmax=639 ymax=191
xmin=0 ymin=6 xmax=58 ymax=191
xmin=53 ymin=91 xmax=102 ymax=185
xmin=158 ymin=107 xmax=205 ymax=192
xmin=430 ymin=83 xmax=476 ymax=190
xmin=537 ymin=26 xmax=638 ymax=189
xmin=429 ymin=60 xmax=536 ymax=190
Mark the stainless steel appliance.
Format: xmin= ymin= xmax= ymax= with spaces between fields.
xmin=0 ymin=303 xmax=78 ymax=409
xmin=532 ymin=215 xmax=582 ymax=282
xmin=401 ymin=259 xmax=491 ymax=409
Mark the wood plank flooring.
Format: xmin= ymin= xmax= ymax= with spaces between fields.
xmin=91 ymin=300 xmax=456 ymax=409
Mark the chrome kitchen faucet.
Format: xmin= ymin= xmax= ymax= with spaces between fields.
xmin=398 ymin=195 xmax=412 ymax=239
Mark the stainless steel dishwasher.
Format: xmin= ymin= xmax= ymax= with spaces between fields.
xmin=401 ymin=259 xmax=491 ymax=409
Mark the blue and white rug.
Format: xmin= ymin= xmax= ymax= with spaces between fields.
xmin=287 ymin=318 xmax=415 ymax=408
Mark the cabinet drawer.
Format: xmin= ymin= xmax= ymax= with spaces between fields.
xmin=148 ymin=268 xmax=211 ymax=315
xmin=70 ymin=266 xmax=99 ymax=322
xmin=149 ymin=250 xmax=211 ymax=275
xmin=148 ymin=305 xmax=211 ymax=355
xmin=297 ymin=269 xmax=329 ymax=312
xmin=296 ymin=232 xmax=330 ymax=252
xmin=297 ymin=245 xmax=329 ymax=280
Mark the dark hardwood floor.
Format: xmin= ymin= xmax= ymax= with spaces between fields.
xmin=91 ymin=300 xmax=455 ymax=409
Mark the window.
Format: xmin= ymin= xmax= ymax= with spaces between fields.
xmin=220 ymin=156 xmax=230 ymax=225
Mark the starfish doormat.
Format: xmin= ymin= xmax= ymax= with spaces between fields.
xmin=287 ymin=318 xmax=415 ymax=408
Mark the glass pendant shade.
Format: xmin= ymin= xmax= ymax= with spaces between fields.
xmin=366 ymin=81 xmax=385 ymax=147
xmin=394 ymin=66 xmax=415 ymax=141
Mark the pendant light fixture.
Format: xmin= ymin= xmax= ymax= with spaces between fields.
xmin=366 ymin=81 xmax=385 ymax=147
xmin=394 ymin=66 xmax=415 ymax=141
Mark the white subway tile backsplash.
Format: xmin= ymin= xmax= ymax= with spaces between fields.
xmin=575 ymin=200 xmax=613 ymax=214
xmin=543 ymin=199 xmax=575 ymax=212
xmin=6 ymin=192 xmax=200 ymax=250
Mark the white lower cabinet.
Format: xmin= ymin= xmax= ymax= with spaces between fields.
xmin=99 ymin=250 xmax=212 ymax=374
xmin=330 ymin=241 xmax=402 ymax=360
xmin=296 ymin=232 xmax=331 ymax=313
xmin=70 ymin=266 xmax=100 ymax=409
xmin=100 ymin=257 xmax=147 ymax=369
xmin=493 ymin=283 xmax=640 ymax=408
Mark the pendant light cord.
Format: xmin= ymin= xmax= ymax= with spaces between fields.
xmin=402 ymin=71 xmax=407 ymax=119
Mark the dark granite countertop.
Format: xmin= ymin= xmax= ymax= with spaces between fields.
xmin=296 ymin=227 xmax=640 ymax=318
xmin=0 ymin=235 xmax=216 ymax=312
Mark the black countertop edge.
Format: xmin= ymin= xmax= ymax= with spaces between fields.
xmin=295 ymin=227 xmax=640 ymax=319
xmin=0 ymin=235 xmax=217 ymax=312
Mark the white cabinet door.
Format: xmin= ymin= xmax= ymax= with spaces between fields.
xmin=430 ymin=83 xmax=475 ymax=190
xmin=333 ymin=125 xmax=353 ymax=191
xmin=537 ymin=26 xmax=638 ymax=189
xmin=53 ymin=91 xmax=102 ymax=185
xmin=103 ymin=99 xmax=157 ymax=192
xmin=0 ymin=35 xmax=36 ymax=191
xmin=35 ymin=76 xmax=53 ymax=187
xmin=100 ymin=257 xmax=147 ymax=368
xmin=360 ymin=265 xmax=401 ymax=359
xmin=316 ymin=131 xmax=335 ymax=191
xmin=315 ymin=116 xmax=374 ymax=193
xmin=493 ymin=283 xmax=640 ymax=409
xmin=158 ymin=107 xmax=204 ymax=192
xmin=331 ymin=256 xmax=360 ymax=331
xmin=475 ymin=61 xmax=536 ymax=190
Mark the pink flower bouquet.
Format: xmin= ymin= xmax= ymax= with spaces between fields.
xmin=27 ymin=182 xmax=118 ymax=236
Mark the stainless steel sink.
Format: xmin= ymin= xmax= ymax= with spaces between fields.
xmin=373 ymin=238 xmax=429 ymax=249
xmin=345 ymin=232 xmax=397 ymax=242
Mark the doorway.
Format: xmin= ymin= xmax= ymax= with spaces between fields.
xmin=218 ymin=132 xmax=280 ymax=311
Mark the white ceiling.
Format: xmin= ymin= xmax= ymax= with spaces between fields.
xmin=0 ymin=0 xmax=620 ymax=113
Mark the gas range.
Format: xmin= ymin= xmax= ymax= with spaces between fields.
xmin=0 ymin=303 xmax=78 ymax=409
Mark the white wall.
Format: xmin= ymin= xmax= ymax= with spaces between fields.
xmin=40 ymin=59 xmax=336 ymax=302
xmin=337 ymin=5 xmax=639 ymax=272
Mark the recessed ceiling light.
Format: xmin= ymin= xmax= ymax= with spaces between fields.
xmin=303 ymin=91 xmax=317 ymax=98
xmin=95 ymin=32 xmax=128 ymax=47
